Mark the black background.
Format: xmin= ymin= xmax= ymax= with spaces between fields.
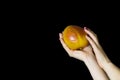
xmin=3 ymin=3 xmax=120 ymax=79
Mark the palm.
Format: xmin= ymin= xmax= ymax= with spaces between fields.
xmin=71 ymin=45 xmax=94 ymax=61
xmin=59 ymin=33 xmax=94 ymax=61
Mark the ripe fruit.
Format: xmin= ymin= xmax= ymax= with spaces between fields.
xmin=62 ymin=25 xmax=89 ymax=50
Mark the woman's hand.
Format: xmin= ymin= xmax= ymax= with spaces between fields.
xmin=84 ymin=27 xmax=120 ymax=80
xmin=59 ymin=33 xmax=94 ymax=62
xmin=84 ymin=27 xmax=110 ymax=68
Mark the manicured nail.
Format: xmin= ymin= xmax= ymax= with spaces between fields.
xmin=84 ymin=27 xmax=87 ymax=30
xmin=84 ymin=27 xmax=87 ymax=31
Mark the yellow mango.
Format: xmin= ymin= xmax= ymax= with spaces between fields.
xmin=63 ymin=25 xmax=89 ymax=50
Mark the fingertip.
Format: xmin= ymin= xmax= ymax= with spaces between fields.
xmin=84 ymin=27 xmax=87 ymax=30
xmin=59 ymin=33 xmax=60 ymax=37
xmin=59 ymin=33 xmax=61 ymax=35
xmin=84 ymin=27 xmax=89 ymax=33
xmin=59 ymin=33 xmax=62 ymax=38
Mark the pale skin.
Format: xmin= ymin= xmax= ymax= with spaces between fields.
xmin=59 ymin=27 xmax=120 ymax=80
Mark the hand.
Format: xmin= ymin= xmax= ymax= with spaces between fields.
xmin=84 ymin=27 xmax=110 ymax=68
xmin=59 ymin=33 xmax=94 ymax=62
xmin=84 ymin=27 xmax=120 ymax=80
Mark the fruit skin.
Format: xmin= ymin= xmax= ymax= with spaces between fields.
xmin=63 ymin=25 xmax=89 ymax=50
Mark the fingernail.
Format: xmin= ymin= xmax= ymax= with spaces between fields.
xmin=84 ymin=27 xmax=87 ymax=30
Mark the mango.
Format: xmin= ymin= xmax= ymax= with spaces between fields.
xmin=62 ymin=25 xmax=89 ymax=50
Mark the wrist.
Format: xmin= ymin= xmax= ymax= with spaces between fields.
xmin=83 ymin=55 xmax=109 ymax=80
xmin=103 ymin=61 xmax=113 ymax=69
xmin=101 ymin=58 xmax=112 ymax=69
xmin=84 ymin=55 xmax=96 ymax=64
